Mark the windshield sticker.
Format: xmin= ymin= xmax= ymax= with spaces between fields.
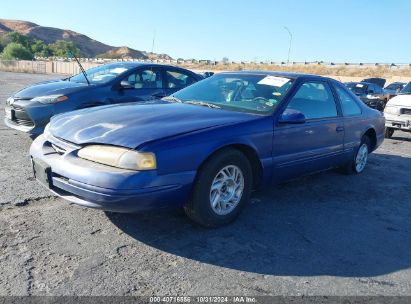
xmin=272 ymin=92 xmax=282 ymax=96
xmin=258 ymin=76 xmax=290 ymax=87
xmin=356 ymin=84 xmax=364 ymax=88
xmin=110 ymin=67 xmax=128 ymax=74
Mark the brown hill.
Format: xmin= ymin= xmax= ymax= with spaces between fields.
xmin=0 ymin=19 xmax=172 ymax=60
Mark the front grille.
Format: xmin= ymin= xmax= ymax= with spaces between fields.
xmin=401 ymin=108 xmax=411 ymax=115
xmin=8 ymin=105 xmax=35 ymax=127
xmin=51 ymin=143 xmax=67 ymax=155
xmin=13 ymin=118 xmax=34 ymax=127
xmin=45 ymin=134 xmax=80 ymax=155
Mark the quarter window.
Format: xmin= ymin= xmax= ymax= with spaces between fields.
xmin=286 ymin=82 xmax=338 ymax=119
xmin=334 ymin=84 xmax=362 ymax=116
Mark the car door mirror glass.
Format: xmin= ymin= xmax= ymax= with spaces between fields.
xmin=279 ymin=108 xmax=306 ymax=124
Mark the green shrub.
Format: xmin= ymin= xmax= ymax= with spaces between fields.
xmin=0 ymin=42 xmax=34 ymax=60
xmin=49 ymin=40 xmax=80 ymax=57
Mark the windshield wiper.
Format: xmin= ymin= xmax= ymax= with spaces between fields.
xmin=185 ymin=100 xmax=221 ymax=109
xmin=162 ymin=96 xmax=183 ymax=103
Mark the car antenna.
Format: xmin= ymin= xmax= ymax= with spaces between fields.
xmin=67 ymin=50 xmax=90 ymax=85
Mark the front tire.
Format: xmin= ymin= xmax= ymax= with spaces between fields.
xmin=184 ymin=148 xmax=252 ymax=228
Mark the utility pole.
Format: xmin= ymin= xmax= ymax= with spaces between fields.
xmin=284 ymin=26 xmax=293 ymax=64
xmin=151 ymin=30 xmax=156 ymax=54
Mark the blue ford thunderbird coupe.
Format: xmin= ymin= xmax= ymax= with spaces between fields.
xmin=30 ymin=72 xmax=385 ymax=227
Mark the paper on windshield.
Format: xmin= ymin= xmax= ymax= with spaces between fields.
xmin=356 ymin=84 xmax=364 ymax=88
xmin=110 ymin=67 xmax=128 ymax=74
xmin=258 ymin=76 xmax=290 ymax=87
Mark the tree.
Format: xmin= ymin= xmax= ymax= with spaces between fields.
xmin=31 ymin=39 xmax=51 ymax=57
xmin=0 ymin=43 xmax=34 ymax=60
xmin=2 ymin=32 xmax=30 ymax=48
xmin=48 ymin=40 xmax=80 ymax=57
xmin=222 ymin=57 xmax=230 ymax=64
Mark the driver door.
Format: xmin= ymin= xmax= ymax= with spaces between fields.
xmin=273 ymin=81 xmax=345 ymax=182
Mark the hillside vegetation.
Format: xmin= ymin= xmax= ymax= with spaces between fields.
xmin=0 ymin=19 xmax=170 ymax=59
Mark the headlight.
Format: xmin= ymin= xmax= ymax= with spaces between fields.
xmin=77 ymin=145 xmax=156 ymax=170
xmin=384 ymin=106 xmax=400 ymax=115
xmin=31 ymin=95 xmax=69 ymax=104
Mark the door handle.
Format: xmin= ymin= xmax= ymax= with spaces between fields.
xmin=336 ymin=126 xmax=344 ymax=133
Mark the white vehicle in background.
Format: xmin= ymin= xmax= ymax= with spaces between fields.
xmin=384 ymin=82 xmax=411 ymax=138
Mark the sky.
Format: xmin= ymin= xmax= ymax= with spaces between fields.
xmin=1 ymin=0 xmax=410 ymax=63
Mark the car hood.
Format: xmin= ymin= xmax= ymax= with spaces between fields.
xmin=14 ymin=79 xmax=90 ymax=99
xmin=386 ymin=94 xmax=411 ymax=107
xmin=49 ymin=102 xmax=260 ymax=149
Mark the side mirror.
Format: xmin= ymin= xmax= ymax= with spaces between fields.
xmin=120 ymin=80 xmax=134 ymax=89
xmin=278 ymin=108 xmax=306 ymax=124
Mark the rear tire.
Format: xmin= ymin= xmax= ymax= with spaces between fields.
xmin=385 ymin=127 xmax=394 ymax=139
xmin=184 ymin=148 xmax=252 ymax=228
xmin=338 ymin=136 xmax=371 ymax=175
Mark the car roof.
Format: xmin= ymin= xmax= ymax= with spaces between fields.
xmin=218 ymin=70 xmax=330 ymax=81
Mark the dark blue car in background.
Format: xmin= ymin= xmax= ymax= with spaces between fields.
xmin=5 ymin=62 xmax=203 ymax=135
xmin=30 ymin=72 xmax=385 ymax=227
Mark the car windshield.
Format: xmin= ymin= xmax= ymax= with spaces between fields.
xmin=346 ymin=83 xmax=367 ymax=94
xmin=168 ymin=73 xmax=294 ymax=114
xmin=69 ymin=64 xmax=133 ymax=84
xmin=400 ymin=82 xmax=411 ymax=94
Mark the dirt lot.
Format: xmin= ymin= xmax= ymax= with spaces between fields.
xmin=0 ymin=71 xmax=411 ymax=296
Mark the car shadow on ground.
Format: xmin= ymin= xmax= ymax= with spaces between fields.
xmin=106 ymin=153 xmax=411 ymax=277
xmin=391 ymin=135 xmax=411 ymax=143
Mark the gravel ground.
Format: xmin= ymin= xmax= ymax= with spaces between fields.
xmin=0 ymin=71 xmax=411 ymax=296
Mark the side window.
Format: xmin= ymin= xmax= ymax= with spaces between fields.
xmin=286 ymin=82 xmax=338 ymax=119
xmin=334 ymin=84 xmax=362 ymax=116
xmin=166 ymin=70 xmax=196 ymax=89
xmin=124 ymin=69 xmax=163 ymax=89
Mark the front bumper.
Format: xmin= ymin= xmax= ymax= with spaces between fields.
xmin=4 ymin=99 xmax=54 ymax=134
xmin=30 ymin=134 xmax=196 ymax=212
xmin=384 ymin=113 xmax=411 ymax=132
